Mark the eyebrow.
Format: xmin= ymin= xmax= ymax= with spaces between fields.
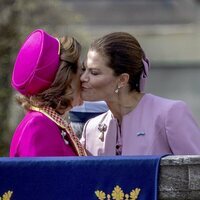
xmin=82 ymin=61 xmax=101 ymax=71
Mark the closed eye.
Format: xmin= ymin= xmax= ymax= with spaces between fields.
xmin=82 ymin=61 xmax=101 ymax=76
xmin=90 ymin=70 xmax=100 ymax=75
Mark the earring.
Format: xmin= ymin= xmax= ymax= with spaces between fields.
xmin=115 ymin=86 xmax=120 ymax=94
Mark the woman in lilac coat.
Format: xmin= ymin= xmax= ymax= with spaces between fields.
xmin=10 ymin=29 xmax=86 ymax=157
xmin=80 ymin=32 xmax=200 ymax=156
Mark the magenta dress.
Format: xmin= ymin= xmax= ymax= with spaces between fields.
xmin=10 ymin=110 xmax=76 ymax=157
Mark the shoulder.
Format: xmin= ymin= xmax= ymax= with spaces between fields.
xmin=144 ymin=93 xmax=187 ymax=111
xmin=145 ymin=94 xmax=196 ymax=126
xmin=26 ymin=111 xmax=58 ymax=127
xmin=11 ymin=111 xmax=65 ymax=156
xmin=19 ymin=111 xmax=62 ymax=144
xmin=137 ymin=94 xmax=191 ymax=125
xmin=19 ymin=111 xmax=60 ymax=136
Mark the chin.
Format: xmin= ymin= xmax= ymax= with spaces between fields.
xmin=81 ymin=92 xmax=99 ymax=101
xmin=81 ymin=95 xmax=91 ymax=101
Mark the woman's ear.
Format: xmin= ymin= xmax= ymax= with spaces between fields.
xmin=118 ymin=73 xmax=129 ymax=88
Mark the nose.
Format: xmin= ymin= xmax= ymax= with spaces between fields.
xmin=80 ymin=71 xmax=89 ymax=82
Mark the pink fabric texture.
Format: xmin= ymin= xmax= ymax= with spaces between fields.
xmin=10 ymin=111 xmax=76 ymax=157
xmin=11 ymin=29 xmax=60 ymax=96
xmin=81 ymin=93 xmax=200 ymax=156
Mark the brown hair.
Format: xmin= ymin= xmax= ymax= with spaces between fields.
xmin=16 ymin=36 xmax=81 ymax=114
xmin=90 ymin=32 xmax=145 ymax=92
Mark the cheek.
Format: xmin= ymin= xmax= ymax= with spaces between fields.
xmin=90 ymin=77 xmax=116 ymax=90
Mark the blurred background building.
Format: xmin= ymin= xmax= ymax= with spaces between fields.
xmin=1 ymin=0 xmax=200 ymax=156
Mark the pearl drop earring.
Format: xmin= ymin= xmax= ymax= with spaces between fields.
xmin=115 ymin=86 xmax=120 ymax=94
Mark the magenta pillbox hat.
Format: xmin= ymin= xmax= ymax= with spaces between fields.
xmin=11 ymin=29 xmax=60 ymax=96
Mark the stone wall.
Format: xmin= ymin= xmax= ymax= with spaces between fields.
xmin=159 ymin=155 xmax=200 ymax=200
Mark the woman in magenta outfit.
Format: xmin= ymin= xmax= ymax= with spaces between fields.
xmin=80 ymin=32 xmax=200 ymax=156
xmin=10 ymin=29 xmax=86 ymax=157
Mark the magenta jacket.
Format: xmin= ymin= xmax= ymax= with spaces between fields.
xmin=81 ymin=94 xmax=200 ymax=156
xmin=10 ymin=111 xmax=76 ymax=157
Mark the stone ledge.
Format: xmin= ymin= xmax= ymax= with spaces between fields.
xmin=159 ymin=155 xmax=200 ymax=200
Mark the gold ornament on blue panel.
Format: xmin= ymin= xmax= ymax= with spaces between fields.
xmin=95 ymin=185 xmax=140 ymax=200
xmin=0 ymin=190 xmax=13 ymax=200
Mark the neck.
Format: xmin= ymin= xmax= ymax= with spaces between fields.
xmin=107 ymin=91 xmax=144 ymax=124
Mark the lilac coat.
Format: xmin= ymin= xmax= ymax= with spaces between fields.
xmin=81 ymin=94 xmax=200 ymax=156
xmin=10 ymin=111 xmax=76 ymax=157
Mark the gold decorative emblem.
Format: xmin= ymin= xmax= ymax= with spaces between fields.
xmin=95 ymin=185 xmax=140 ymax=200
xmin=0 ymin=191 xmax=13 ymax=200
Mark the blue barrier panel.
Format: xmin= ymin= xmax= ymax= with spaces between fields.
xmin=0 ymin=156 xmax=162 ymax=200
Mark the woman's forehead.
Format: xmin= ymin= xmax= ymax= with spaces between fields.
xmin=86 ymin=50 xmax=107 ymax=67
xmin=87 ymin=50 xmax=99 ymax=62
